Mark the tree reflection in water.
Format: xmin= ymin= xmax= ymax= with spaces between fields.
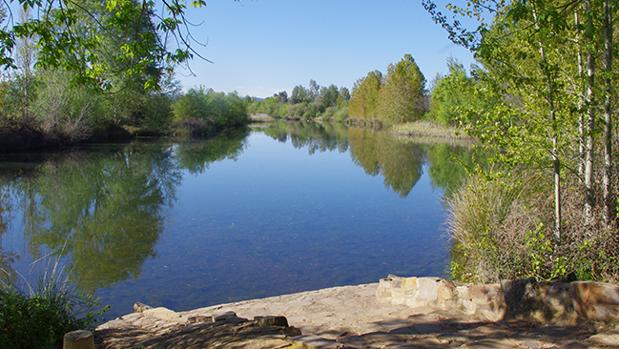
xmin=0 ymin=123 xmax=478 ymax=302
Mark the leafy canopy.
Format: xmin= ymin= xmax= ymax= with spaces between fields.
xmin=0 ymin=0 xmax=207 ymax=90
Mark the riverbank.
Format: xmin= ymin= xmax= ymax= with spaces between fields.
xmin=390 ymin=120 xmax=471 ymax=141
xmin=250 ymin=115 xmax=473 ymax=144
xmin=0 ymin=123 xmax=250 ymax=153
xmin=95 ymin=276 xmax=619 ymax=348
xmin=0 ymin=124 xmax=134 ymax=153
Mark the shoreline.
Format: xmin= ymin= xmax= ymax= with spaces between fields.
xmin=0 ymin=118 xmax=470 ymax=154
xmin=249 ymin=115 xmax=474 ymax=145
xmin=95 ymin=276 xmax=619 ymax=348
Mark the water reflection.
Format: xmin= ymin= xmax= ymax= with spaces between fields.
xmin=176 ymin=129 xmax=249 ymax=174
xmin=262 ymin=121 xmax=477 ymax=197
xmin=0 ymin=122 xmax=479 ymax=316
xmin=7 ymin=144 xmax=180 ymax=291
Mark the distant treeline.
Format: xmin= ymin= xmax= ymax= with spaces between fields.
xmin=247 ymin=53 xmax=470 ymax=127
xmin=248 ymin=80 xmax=351 ymax=122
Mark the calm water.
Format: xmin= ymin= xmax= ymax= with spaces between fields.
xmin=0 ymin=122 xmax=476 ymax=319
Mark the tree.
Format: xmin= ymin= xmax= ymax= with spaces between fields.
xmin=377 ymin=54 xmax=426 ymax=124
xmin=348 ymin=71 xmax=382 ymax=119
xmin=316 ymin=84 xmax=339 ymax=111
xmin=308 ymin=79 xmax=320 ymax=101
xmin=337 ymin=87 xmax=351 ymax=106
xmin=602 ymin=0 xmax=615 ymax=226
xmin=291 ymin=85 xmax=309 ymax=104
xmin=274 ymin=91 xmax=288 ymax=103
xmin=0 ymin=0 xmax=208 ymax=90
xmin=424 ymin=0 xmax=616 ymax=237
xmin=429 ymin=58 xmax=476 ymax=126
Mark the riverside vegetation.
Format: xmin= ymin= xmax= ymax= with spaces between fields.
xmin=0 ymin=0 xmax=618 ymax=347
xmin=0 ymin=2 xmax=250 ymax=152
xmin=422 ymin=0 xmax=619 ymax=283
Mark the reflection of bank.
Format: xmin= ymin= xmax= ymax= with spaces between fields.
xmin=0 ymin=188 xmax=15 ymax=284
xmin=175 ymin=128 xmax=249 ymax=174
xmin=261 ymin=121 xmax=476 ymax=198
xmin=0 ymin=131 xmax=253 ymax=295
xmin=0 ymin=250 xmax=17 ymax=284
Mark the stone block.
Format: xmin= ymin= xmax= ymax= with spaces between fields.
xmin=213 ymin=311 xmax=238 ymax=322
xmin=143 ymin=307 xmax=185 ymax=323
xmin=132 ymin=302 xmax=152 ymax=313
xmin=63 ymin=330 xmax=94 ymax=349
xmin=254 ymin=315 xmax=289 ymax=327
xmin=188 ymin=315 xmax=213 ymax=323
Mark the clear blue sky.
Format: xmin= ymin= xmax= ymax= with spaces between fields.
xmin=179 ymin=0 xmax=474 ymax=98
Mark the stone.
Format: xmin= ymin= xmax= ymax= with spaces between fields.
xmin=188 ymin=315 xmax=213 ymax=323
xmin=253 ymin=315 xmax=289 ymax=327
xmin=500 ymin=279 xmax=619 ymax=325
xmin=142 ymin=307 xmax=185 ymax=323
xmin=292 ymin=335 xmax=337 ymax=349
xmin=572 ymin=281 xmax=619 ymax=322
xmin=63 ymin=330 xmax=94 ymax=349
xmin=132 ymin=302 xmax=152 ymax=313
xmin=376 ymin=275 xmax=458 ymax=309
xmin=587 ymin=333 xmax=619 ymax=346
xmin=212 ymin=311 xmax=238 ymax=322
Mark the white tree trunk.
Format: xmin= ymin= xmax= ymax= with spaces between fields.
xmin=583 ymin=0 xmax=596 ymax=224
xmin=575 ymin=10 xmax=586 ymax=181
xmin=532 ymin=3 xmax=561 ymax=240
xmin=603 ymin=0 xmax=615 ymax=226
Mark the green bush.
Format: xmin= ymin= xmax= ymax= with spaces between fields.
xmin=449 ymin=172 xmax=619 ymax=283
xmin=0 ymin=273 xmax=107 ymax=349
xmin=172 ymin=88 xmax=249 ymax=130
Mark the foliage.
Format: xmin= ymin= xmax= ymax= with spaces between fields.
xmin=0 ymin=0 xmax=207 ymax=91
xmin=377 ymin=54 xmax=426 ymax=124
xmin=348 ymin=70 xmax=383 ymax=120
xmin=428 ymin=59 xmax=477 ymax=126
xmin=348 ymin=54 xmax=426 ymax=124
xmin=424 ymin=0 xmax=618 ymax=282
xmin=248 ymin=81 xmax=350 ymax=121
xmin=0 ymin=260 xmax=107 ymax=349
xmin=449 ymin=172 xmax=619 ymax=283
xmin=31 ymin=70 xmax=105 ymax=140
xmin=172 ymin=88 xmax=249 ymax=133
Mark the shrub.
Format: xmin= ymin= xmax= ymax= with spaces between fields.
xmin=333 ymin=106 xmax=348 ymax=122
xmin=172 ymin=88 xmax=249 ymax=131
xmin=32 ymin=70 xmax=106 ymax=141
xmin=0 ymin=260 xmax=107 ymax=349
xmin=134 ymin=93 xmax=173 ymax=135
xmin=449 ymin=171 xmax=619 ymax=283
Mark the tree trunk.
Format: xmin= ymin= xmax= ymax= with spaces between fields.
xmin=575 ymin=10 xmax=585 ymax=181
xmin=532 ymin=3 xmax=561 ymax=240
xmin=583 ymin=0 xmax=596 ymax=224
xmin=603 ymin=0 xmax=615 ymax=226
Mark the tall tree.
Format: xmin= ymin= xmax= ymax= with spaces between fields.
xmin=583 ymin=0 xmax=596 ymax=224
xmin=348 ymin=71 xmax=382 ymax=120
xmin=602 ymin=0 xmax=615 ymax=226
xmin=377 ymin=54 xmax=426 ymax=124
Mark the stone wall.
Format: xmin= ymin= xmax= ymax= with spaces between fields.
xmin=376 ymin=275 xmax=619 ymax=325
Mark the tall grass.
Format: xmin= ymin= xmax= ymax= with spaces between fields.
xmin=449 ymin=170 xmax=619 ymax=283
xmin=0 ymin=251 xmax=107 ymax=349
xmin=390 ymin=120 xmax=471 ymax=140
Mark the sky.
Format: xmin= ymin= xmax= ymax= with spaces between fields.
xmin=178 ymin=0 xmax=475 ymax=98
